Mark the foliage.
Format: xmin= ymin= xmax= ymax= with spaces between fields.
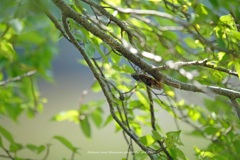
xmin=1 ymin=0 xmax=240 ymax=160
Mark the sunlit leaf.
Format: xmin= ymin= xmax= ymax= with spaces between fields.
xmin=188 ymin=109 xmax=201 ymax=121
xmin=111 ymin=52 xmax=121 ymax=64
xmin=219 ymin=14 xmax=236 ymax=30
xmin=0 ymin=40 xmax=16 ymax=61
xmin=234 ymin=61 xmax=240 ymax=78
xmin=91 ymin=81 xmax=101 ymax=92
xmin=165 ymin=90 xmax=175 ymax=98
xmin=136 ymin=91 xmax=149 ymax=108
xmin=165 ymin=130 xmax=183 ymax=149
xmin=52 ymin=110 xmax=79 ymax=123
xmin=139 ymin=135 xmax=154 ymax=146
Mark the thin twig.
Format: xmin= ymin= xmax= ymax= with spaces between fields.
xmin=230 ymin=99 xmax=240 ymax=119
xmin=53 ymin=5 xmax=157 ymax=158
xmin=0 ymin=70 xmax=37 ymax=86
xmin=0 ymin=25 xmax=10 ymax=38
xmin=146 ymin=87 xmax=156 ymax=130
xmin=30 ymin=76 xmax=38 ymax=114
xmin=81 ymin=0 xmax=135 ymax=45
xmin=58 ymin=1 xmax=240 ymax=99
xmin=45 ymin=12 xmax=70 ymax=41
xmin=155 ymin=59 xmax=238 ymax=77
xmin=146 ymin=87 xmax=173 ymax=159
xmin=78 ymin=80 xmax=95 ymax=106
xmin=41 ymin=144 xmax=51 ymax=160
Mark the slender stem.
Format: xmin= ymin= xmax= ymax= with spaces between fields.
xmin=0 ymin=70 xmax=36 ymax=86
xmin=146 ymin=87 xmax=156 ymax=130
xmin=155 ymin=59 xmax=238 ymax=77
xmin=51 ymin=2 xmax=158 ymax=159
xmin=230 ymin=99 xmax=240 ymax=119
xmin=52 ymin=0 xmax=240 ymax=100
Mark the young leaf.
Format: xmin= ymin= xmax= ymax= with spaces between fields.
xmin=85 ymin=43 xmax=95 ymax=58
xmin=103 ymin=115 xmax=113 ymax=127
xmin=0 ymin=125 xmax=14 ymax=143
xmin=90 ymin=108 xmax=103 ymax=128
xmin=51 ymin=110 xmax=79 ymax=123
xmin=165 ymin=130 xmax=183 ymax=149
xmin=26 ymin=144 xmax=45 ymax=154
xmin=136 ymin=91 xmax=149 ymax=108
xmin=234 ymin=61 xmax=240 ymax=78
xmin=91 ymin=81 xmax=101 ymax=92
xmin=139 ymin=135 xmax=154 ymax=146
xmin=53 ymin=135 xmax=75 ymax=152
xmin=10 ymin=142 xmax=23 ymax=152
xmin=80 ymin=116 xmax=91 ymax=138
xmin=0 ymin=136 xmax=3 ymax=147
xmin=152 ymin=130 xmax=162 ymax=141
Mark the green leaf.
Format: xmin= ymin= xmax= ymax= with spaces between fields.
xmin=51 ymin=110 xmax=79 ymax=123
xmin=230 ymin=30 xmax=240 ymax=40
xmin=188 ymin=109 xmax=201 ymax=121
xmin=80 ymin=116 xmax=91 ymax=138
xmin=90 ymin=108 xmax=103 ymax=128
xmin=152 ymin=130 xmax=162 ymax=141
xmin=217 ymin=51 xmax=226 ymax=61
xmin=53 ymin=135 xmax=76 ymax=152
xmin=165 ymin=130 xmax=183 ymax=149
xmin=111 ymin=52 xmax=121 ymax=64
xmin=0 ymin=136 xmax=3 ymax=147
xmin=0 ymin=40 xmax=16 ymax=61
xmin=136 ymin=91 xmax=149 ymax=108
xmin=196 ymin=3 xmax=208 ymax=16
xmin=0 ymin=125 xmax=14 ymax=143
xmin=103 ymin=115 xmax=113 ymax=126
xmin=209 ymin=0 xmax=219 ymax=8
xmin=91 ymin=81 xmax=101 ymax=92
xmin=219 ymin=14 xmax=236 ymax=30
xmin=203 ymin=126 xmax=219 ymax=135
xmin=169 ymin=147 xmax=186 ymax=160
xmin=10 ymin=142 xmax=23 ymax=152
xmin=85 ymin=43 xmax=95 ymax=58
xmin=26 ymin=144 xmax=45 ymax=154
xmin=128 ymin=100 xmax=143 ymax=109
xmin=139 ymin=135 xmax=154 ymax=146
xmin=234 ymin=61 xmax=240 ymax=78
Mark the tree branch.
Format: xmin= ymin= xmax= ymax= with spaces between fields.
xmin=106 ymin=2 xmax=233 ymax=53
xmin=81 ymin=0 xmax=136 ymax=45
xmin=52 ymin=0 xmax=240 ymax=100
xmin=146 ymin=87 xmax=156 ymax=130
xmin=52 ymin=2 xmax=160 ymax=159
xmin=0 ymin=70 xmax=37 ymax=86
xmin=230 ymin=99 xmax=240 ymax=119
xmin=146 ymin=87 xmax=173 ymax=160
xmin=103 ymin=1 xmax=187 ymax=26
xmin=155 ymin=59 xmax=238 ymax=77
